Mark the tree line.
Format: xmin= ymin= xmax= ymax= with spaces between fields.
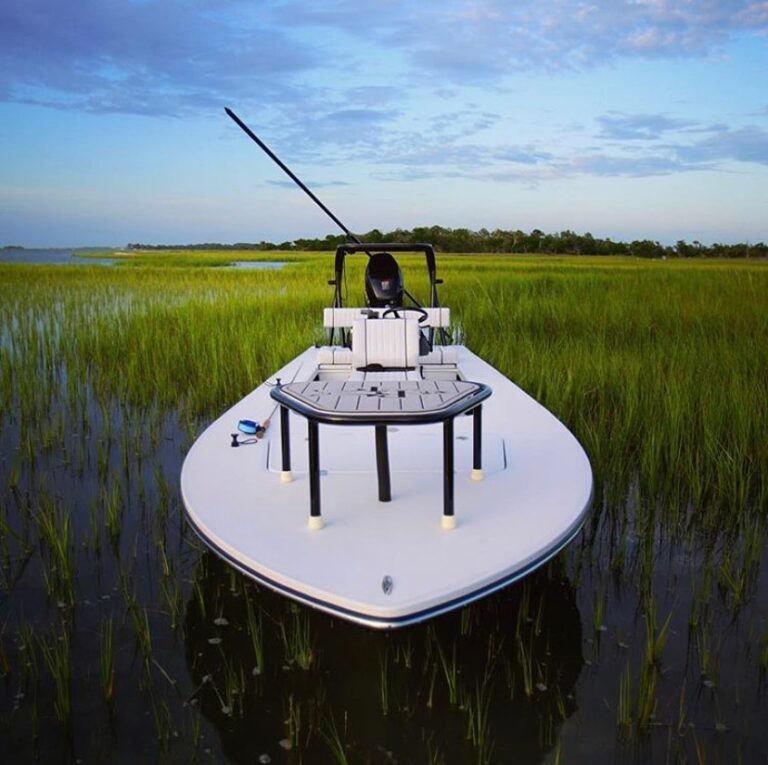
xmin=127 ymin=226 xmax=766 ymax=258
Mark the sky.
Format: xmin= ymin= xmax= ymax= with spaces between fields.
xmin=1 ymin=0 xmax=767 ymax=247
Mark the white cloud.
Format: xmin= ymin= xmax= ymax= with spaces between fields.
xmin=3 ymin=0 xmax=765 ymax=116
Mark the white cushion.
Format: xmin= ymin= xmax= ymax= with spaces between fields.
xmin=323 ymin=307 xmax=450 ymax=328
xmin=323 ymin=308 xmax=370 ymax=328
xmin=319 ymin=341 xmax=456 ymax=368
xmin=348 ymin=370 xmax=423 ymax=382
xmin=352 ymin=318 xmax=420 ymax=369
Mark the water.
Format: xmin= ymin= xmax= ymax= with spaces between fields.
xmin=0 ymin=247 xmax=120 ymax=266
xmin=0 ymin=249 xmax=290 ymax=270
xmin=229 ymin=261 xmax=289 ymax=270
xmin=0 ymin=375 xmax=583 ymax=761
xmin=1 ymin=372 xmax=766 ymax=763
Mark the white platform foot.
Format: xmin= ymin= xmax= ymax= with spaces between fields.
xmin=308 ymin=516 xmax=325 ymax=530
xmin=280 ymin=470 xmax=293 ymax=483
xmin=441 ymin=515 xmax=457 ymax=530
xmin=471 ymin=468 xmax=484 ymax=481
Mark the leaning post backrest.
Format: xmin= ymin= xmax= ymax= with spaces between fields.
xmin=323 ymin=307 xmax=450 ymax=329
xmin=351 ymin=318 xmax=420 ymax=369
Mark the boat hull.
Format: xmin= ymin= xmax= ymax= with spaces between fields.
xmin=181 ymin=346 xmax=593 ymax=629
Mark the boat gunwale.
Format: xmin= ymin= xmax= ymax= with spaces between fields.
xmin=182 ymin=477 xmax=593 ymax=629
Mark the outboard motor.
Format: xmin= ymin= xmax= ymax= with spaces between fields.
xmin=365 ymin=252 xmax=404 ymax=307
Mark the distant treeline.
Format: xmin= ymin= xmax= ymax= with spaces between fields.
xmin=127 ymin=227 xmax=767 ymax=258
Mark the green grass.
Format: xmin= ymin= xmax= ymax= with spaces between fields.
xmin=76 ymin=248 xmax=310 ymax=268
xmin=0 ymin=251 xmax=767 ymax=762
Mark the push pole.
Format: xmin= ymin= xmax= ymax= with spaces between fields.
xmin=224 ymin=108 xmax=362 ymax=245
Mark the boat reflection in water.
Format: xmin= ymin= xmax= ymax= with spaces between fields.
xmin=184 ymin=554 xmax=583 ymax=764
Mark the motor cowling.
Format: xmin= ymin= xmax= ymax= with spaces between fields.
xmin=365 ymin=252 xmax=404 ymax=307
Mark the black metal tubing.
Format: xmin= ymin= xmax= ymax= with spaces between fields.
xmin=443 ymin=418 xmax=454 ymax=518
xmin=280 ymin=405 xmax=291 ymax=472
xmin=375 ymin=425 xmax=391 ymax=502
xmin=270 ymin=383 xmax=491 ymax=427
xmin=272 ymin=382 xmax=490 ymax=523
xmin=473 ymin=405 xmax=482 ymax=471
xmin=333 ymin=243 xmax=438 ymax=310
xmin=308 ymin=421 xmax=321 ymax=518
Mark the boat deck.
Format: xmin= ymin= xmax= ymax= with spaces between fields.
xmin=181 ymin=346 xmax=593 ymax=628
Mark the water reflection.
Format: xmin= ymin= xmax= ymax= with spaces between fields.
xmin=184 ymin=554 xmax=583 ymax=763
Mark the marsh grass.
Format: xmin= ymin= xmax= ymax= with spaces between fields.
xmin=378 ymin=649 xmax=390 ymax=715
xmin=464 ymin=671 xmax=495 ymax=761
xmin=38 ymin=628 xmax=71 ymax=724
xmin=434 ymin=635 xmax=459 ymax=705
xmin=279 ymin=606 xmax=313 ymax=670
xmin=35 ymin=492 xmax=74 ymax=606
xmin=99 ymin=617 xmax=115 ymax=706
xmin=244 ymin=589 xmax=265 ymax=676
xmin=0 ymin=252 xmax=767 ymax=761
xmin=322 ymin=712 xmax=350 ymax=765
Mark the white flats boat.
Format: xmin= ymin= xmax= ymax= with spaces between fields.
xmin=180 ymin=111 xmax=593 ymax=629
xmin=181 ymin=243 xmax=592 ymax=628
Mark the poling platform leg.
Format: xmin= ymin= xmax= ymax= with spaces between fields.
xmin=280 ymin=405 xmax=292 ymax=483
xmin=472 ymin=405 xmax=483 ymax=481
xmin=442 ymin=418 xmax=456 ymax=529
xmin=308 ymin=420 xmax=322 ymax=528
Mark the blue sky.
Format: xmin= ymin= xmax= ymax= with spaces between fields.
xmin=1 ymin=0 xmax=767 ymax=247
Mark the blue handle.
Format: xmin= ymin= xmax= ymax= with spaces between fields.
xmin=238 ymin=419 xmax=260 ymax=435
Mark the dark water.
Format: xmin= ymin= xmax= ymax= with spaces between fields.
xmin=183 ymin=557 xmax=582 ymax=764
xmin=0 ymin=383 xmax=581 ymax=761
xmin=0 ymin=366 xmax=766 ymax=761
